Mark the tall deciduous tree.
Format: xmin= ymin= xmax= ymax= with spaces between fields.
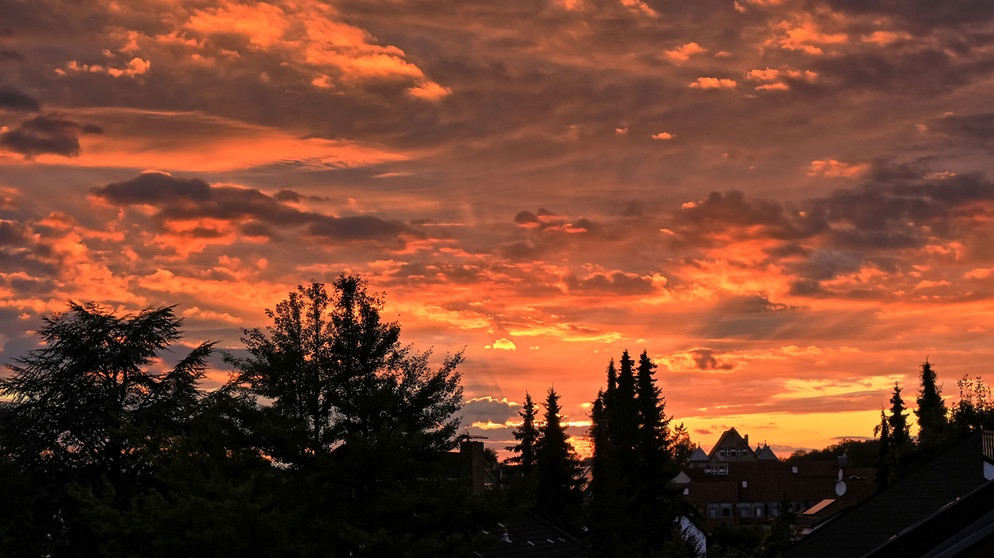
xmin=534 ymin=387 xmax=584 ymax=530
xmin=915 ymin=359 xmax=947 ymax=447
xmin=951 ymin=374 xmax=993 ymax=434
xmin=231 ymin=275 xmax=463 ymax=464
xmin=505 ymin=392 xmax=539 ymax=474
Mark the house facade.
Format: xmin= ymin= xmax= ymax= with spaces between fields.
xmin=675 ymin=428 xmax=877 ymax=532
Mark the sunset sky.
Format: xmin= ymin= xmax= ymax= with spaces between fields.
xmin=3 ymin=0 xmax=994 ymax=458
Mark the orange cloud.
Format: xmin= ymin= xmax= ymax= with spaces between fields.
xmin=808 ymin=159 xmax=869 ymax=178
xmin=769 ymin=15 xmax=849 ymax=55
xmin=665 ymin=42 xmax=707 ymax=62
xmin=15 ymin=108 xmax=409 ymax=172
xmin=55 ymin=57 xmax=151 ymax=79
xmin=689 ymin=77 xmax=738 ymax=89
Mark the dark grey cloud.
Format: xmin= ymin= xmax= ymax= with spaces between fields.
xmin=690 ymin=348 xmax=734 ymax=371
xmin=95 ymin=173 xmax=211 ymax=204
xmin=0 ymin=220 xmax=29 ymax=245
xmin=566 ymin=271 xmax=657 ymax=296
xmin=0 ymin=50 xmax=25 ymax=63
xmin=0 ymin=86 xmax=39 ymax=111
xmin=91 ymin=171 xmax=417 ymax=243
xmin=823 ymin=0 xmax=994 ymax=29
xmin=666 ymin=167 xmax=994 ymax=295
xmin=462 ymin=396 xmax=520 ymax=427
xmin=306 ymin=215 xmax=410 ymax=241
xmin=697 ymin=295 xmax=799 ymax=340
xmin=0 ymin=113 xmax=100 ymax=157
xmin=931 ymin=112 xmax=994 ymax=148
xmin=810 ymin=49 xmax=985 ymax=97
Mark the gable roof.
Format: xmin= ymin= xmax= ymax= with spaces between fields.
xmin=688 ymin=446 xmax=710 ymax=462
xmin=474 ymin=512 xmax=585 ymax=558
xmin=757 ymin=445 xmax=779 ymax=461
xmin=866 ymin=478 xmax=994 ymax=557
xmin=785 ymin=432 xmax=991 ymax=558
xmin=707 ymin=427 xmax=756 ymax=460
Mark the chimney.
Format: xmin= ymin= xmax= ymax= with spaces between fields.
xmin=461 ymin=440 xmax=485 ymax=495
xmin=744 ymin=434 xmax=749 ymax=448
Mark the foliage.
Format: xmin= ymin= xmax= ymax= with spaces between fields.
xmin=533 ymin=387 xmax=585 ymax=531
xmin=671 ymin=422 xmax=696 ymax=464
xmin=887 ymin=383 xmax=910 ymax=446
xmin=0 ymin=303 xmax=213 ymax=478
xmin=0 ymin=277 xmax=484 ymax=557
xmin=950 ymin=374 xmax=994 ymax=434
xmin=0 ymin=302 xmax=215 ymax=555
xmin=230 ymin=275 xmax=464 ymax=465
xmin=505 ymin=391 xmax=539 ymax=474
xmin=915 ymin=359 xmax=947 ymax=447
xmin=588 ymin=349 xmax=684 ymax=556
xmin=786 ymin=438 xmax=881 ymax=467
xmin=874 ymin=408 xmax=892 ymax=488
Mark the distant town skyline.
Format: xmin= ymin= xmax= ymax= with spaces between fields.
xmin=3 ymin=0 xmax=994 ymax=456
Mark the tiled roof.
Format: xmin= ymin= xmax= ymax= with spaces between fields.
xmin=688 ymin=446 xmax=710 ymax=462
xmin=474 ymin=512 xmax=585 ymax=558
xmin=785 ymin=433 xmax=990 ymax=558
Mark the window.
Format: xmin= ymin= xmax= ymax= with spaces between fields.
xmin=755 ymin=505 xmax=764 ymax=517
xmin=742 ymin=480 xmax=748 ymax=488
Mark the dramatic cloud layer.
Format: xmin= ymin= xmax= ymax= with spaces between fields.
xmin=3 ymin=0 xmax=994 ymax=456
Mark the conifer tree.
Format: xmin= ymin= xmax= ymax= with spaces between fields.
xmin=589 ymin=350 xmax=685 ymax=555
xmin=874 ymin=408 xmax=892 ymax=489
xmin=633 ymin=349 xmax=678 ymax=552
xmin=881 ymin=382 xmax=913 ymax=484
xmin=610 ymin=350 xmax=639 ymax=457
xmin=589 ymin=375 xmax=625 ymax=555
xmin=888 ymin=383 xmax=910 ymax=446
xmin=534 ymin=387 xmax=584 ymax=530
xmin=915 ymin=359 xmax=947 ymax=447
xmin=635 ymin=349 xmax=670 ymax=461
xmin=505 ymin=392 xmax=539 ymax=474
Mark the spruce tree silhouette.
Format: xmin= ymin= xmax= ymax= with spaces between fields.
xmin=534 ymin=387 xmax=584 ymax=531
xmin=915 ymin=359 xmax=947 ymax=447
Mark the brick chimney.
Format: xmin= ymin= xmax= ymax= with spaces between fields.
xmin=461 ymin=440 xmax=485 ymax=495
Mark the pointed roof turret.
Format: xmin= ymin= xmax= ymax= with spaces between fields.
xmin=757 ymin=444 xmax=779 ymax=461
xmin=688 ymin=446 xmax=709 ymax=462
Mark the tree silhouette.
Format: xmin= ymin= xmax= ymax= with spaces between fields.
xmin=670 ymin=422 xmax=696 ymax=464
xmin=505 ymin=391 xmax=539 ymax=474
xmin=888 ymin=383 xmax=910 ymax=446
xmin=915 ymin=359 xmax=947 ymax=447
xmin=0 ymin=302 xmax=214 ymax=554
xmin=874 ymin=408 xmax=892 ymax=488
xmin=534 ymin=387 xmax=585 ymax=530
xmin=951 ymin=374 xmax=993 ymax=435
xmin=0 ymin=302 xmax=213 ymax=481
xmin=231 ymin=275 xmax=463 ymax=464
xmin=589 ymin=350 xmax=684 ymax=555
